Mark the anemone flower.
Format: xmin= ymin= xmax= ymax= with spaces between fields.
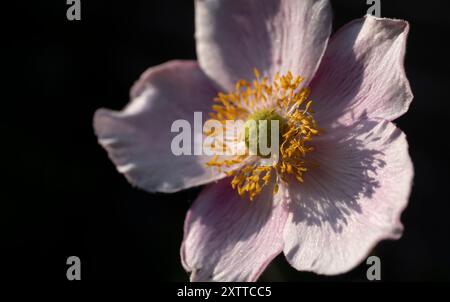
xmin=94 ymin=0 xmax=413 ymax=282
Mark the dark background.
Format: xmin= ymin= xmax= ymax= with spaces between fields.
xmin=2 ymin=0 xmax=449 ymax=281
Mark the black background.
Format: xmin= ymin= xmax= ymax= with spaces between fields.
xmin=2 ymin=0 xmax=450 ymax=281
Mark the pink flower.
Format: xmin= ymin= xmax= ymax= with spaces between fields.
xmin=94 ymin=0 xmax=413 ymax=281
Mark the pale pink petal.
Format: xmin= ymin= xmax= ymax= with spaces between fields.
xmin=195 ymin=0 xmax=332 ymax=90
xmin=283 ymin=119 xmax=413 ymax=275
xmin=181 ymin=178 xmax=288 ymax=281
xmin=94 ymin=60 xmax=224 ymax=193
xmin=310 ymin=16 xmax=413 ymax=126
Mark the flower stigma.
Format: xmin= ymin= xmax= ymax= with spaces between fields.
xmin=243 ymin=109 xmax=287 ymax=158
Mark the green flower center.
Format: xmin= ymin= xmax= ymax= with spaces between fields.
xmin=244 ymin=109 xmax=287 ymax=157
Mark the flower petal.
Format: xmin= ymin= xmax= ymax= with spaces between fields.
xmin=283 ymin=119 xmax=413 ymax=275
xmin=181 ymin=178 xmax=288 ymax=281
xmin=195 ymin=0 xmax=332 ymax=90
xmin=94 ymin=60 xmax=224 ymax=193
xmin=311 ymin=15 xmax=413 ymax=126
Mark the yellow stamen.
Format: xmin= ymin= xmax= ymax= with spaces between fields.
xmin=205 ymin=69 xmax=320 ymax=201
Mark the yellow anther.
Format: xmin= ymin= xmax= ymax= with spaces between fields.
xmin=254 ymin=68 xmax=260 ymax=79
xmin=205 ymin=69 xmax=320 ymax=201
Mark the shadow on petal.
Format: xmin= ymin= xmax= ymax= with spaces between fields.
xmin=288 ymin=116 xmax=396 ymax=234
